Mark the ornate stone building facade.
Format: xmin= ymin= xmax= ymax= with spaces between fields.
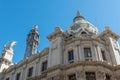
xmin=0 ymin=11 xmax=120 ymax=80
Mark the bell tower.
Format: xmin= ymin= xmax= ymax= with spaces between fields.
xmin=24 ymin=25 xmax=39 ymax=59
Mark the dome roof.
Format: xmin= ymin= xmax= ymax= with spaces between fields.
xmin=67 ymin=11 xmax=98 ymax=34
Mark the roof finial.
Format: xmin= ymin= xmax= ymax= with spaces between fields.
xmin=77 ymin=11 xmax=80 ymax=16
xmin=73 ymin=11 xmax=85 ymax=22
xmin=33 ymin=24 xmax=38 ymax=30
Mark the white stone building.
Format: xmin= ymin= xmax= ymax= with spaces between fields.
xmin=0 ymin=11 xmax=120 ymax=80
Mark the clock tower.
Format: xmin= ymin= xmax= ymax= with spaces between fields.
xmin=24 ymin=25 xmax=39 ymax=59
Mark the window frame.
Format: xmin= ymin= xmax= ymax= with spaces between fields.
xmin=41 ymin=61 xmax=48 ymax=72
xmin=68 ymin=74 xmax=76 ymax=80
xmin=27 ymin=67 xmax=33 ymax=77
xmin=84 ymin=48 xmax=92 ymax=57
xmin=6 ymin=78 xmax=9 ymax=80
xmin=86 ymin=72 xmax=96 ymax=80
xmin=84 ymin=47 xmax=92 ymax=61
xmin=68 ymin=49 xmax=74 ymax=63
xmin=105 ymin=74 xmax=111 ymax=80
xmin=16 ymin=72 xmax=21 ymax=80
xmin=101 ymin=50 xmax=107 ymax=61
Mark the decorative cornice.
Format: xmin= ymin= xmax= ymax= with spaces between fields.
xmin=63 ymin=35 xmax=106 ymax=46
xmin=4 ymin=47 xmax=49 ymax=73
xmin=26 ymin=61 xmax=120 ymax=80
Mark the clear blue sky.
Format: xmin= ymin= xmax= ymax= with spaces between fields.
xmin=0 ymin=0 xmax=120 ymax=63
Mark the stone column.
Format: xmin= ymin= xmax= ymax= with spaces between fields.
xmin=65 ymin=48 xmax=69 ymax=64
xmin=91 ymin=44 xmax=98 ymax=61
xmin=57 ymin=37 xmax=62 ymax=64
xmin=11 ymin=70 xmax=15 ymax=80
xmin=74 ymin=45 xmax=79 ymax=61
xmin=22 ymin=64 xmax=27 ymax=80
xmin=35 ymin=59 xmax=39 ymax=76
xmin=80 ymin=45 xmax=85 ymax=61
xmin=94 ymin=45 xmax=99 ymax=61
xmin=95 ymin=45 xmax=99 ymax=61
xmin=78 ymin=45 xmax=82 ymax=61
xmin=48 ymin=45 xmax=52 ymax=68
xmin=96 ymin=46 xmax=103 ymax=61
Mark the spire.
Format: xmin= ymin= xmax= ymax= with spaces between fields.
xmin=73 ymin=11 xmax=85 ymax=22
xmin=77 ymin=11 xmax=80 ymax=16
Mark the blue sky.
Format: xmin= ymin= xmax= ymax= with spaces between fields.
xmin=0 ymin=0 xmax=120 ymax=63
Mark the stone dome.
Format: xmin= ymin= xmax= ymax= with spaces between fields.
xmin=67 ymin=11 xmax=98 ymax=34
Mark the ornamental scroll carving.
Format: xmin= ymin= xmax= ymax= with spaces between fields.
xmin=97 ymin=71 xmax=105 ymax=79
xmin=47 ymin=73 xmax=63 ymax=80
xmin=54 ymin=75 xmax=61 ymax=80
xmin=76 ymin=71 xmax=85 ymax=78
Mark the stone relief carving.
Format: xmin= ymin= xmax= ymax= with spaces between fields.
xmin=54 ymin=75 xmax=61 ymax=80
xmin=97 ymin=71 xmax=105 ymax=79
xmin=76 ymin=70 xmax=85 ymax=78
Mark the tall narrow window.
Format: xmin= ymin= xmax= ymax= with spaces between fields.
xmin=6 ymin=78 xmax=9 ymax=80
xmin=28 ymin=67 xmax=33 ymax=77
xmin=16 ymin=73 xmax=21 ymax=80
xmin=106 ymin=74 xmax=111 ymax=80
xmin=68 ymin=74 xmax=76 ymax=80
xmin=84 ymin=48 xmax=92 ymax=57
xmin=84 ymin=48 xmax=92 ymax=61
xmin=68 ymin=50 xmax=74 ymax=62
xmin=42 ymin=61 xmax=48 ymax=71
xmin=86 ymin=72 xmax=96 ymax=80
xmin=101 ymin=50 xmax=106 ymax=61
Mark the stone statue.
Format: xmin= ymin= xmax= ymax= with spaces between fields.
xmin=1 ymin=41 xmax=16 ymax=60
xmin=3 ymin=41 xmax=16 ymax=51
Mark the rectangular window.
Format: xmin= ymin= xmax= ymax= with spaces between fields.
xmin=84 ymin=48 xmax=92 ymax=57
xmin=106 ymin=74 xmax=111 ymax=80
xmin=6 ymin=78 xmax=9 ymax=80
xmin=16 ymin=73 xmax=21 ymax=80
xmin=86 ymin=72 xmax=96 ymax=80
xmin=42 ymin=61 xmax=48 ymax=71
xmin=68 ymin=50 xmax=74 ymax=62
xmin=68 ymin=74 xmax=76 ymax=80
xmin=101 ymin=50 xmax=107 ymax=61
xmin=84 ymin=48 xmax=92 ymax=61
xmin=28 ymin=67 xmax=33 ymax=77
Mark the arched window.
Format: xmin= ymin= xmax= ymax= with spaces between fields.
xmin=81 ymin=31 xmax=87 ymax=34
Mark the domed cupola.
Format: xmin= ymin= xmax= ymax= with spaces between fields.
xmin=67 ymin=11 xmax=98 ymax=35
